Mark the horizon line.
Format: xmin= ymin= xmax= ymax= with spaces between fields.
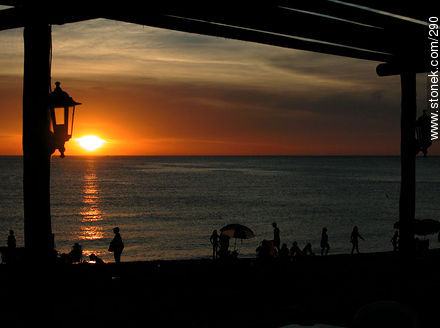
xmin=1 ymin=154 xmax=437 ymax=157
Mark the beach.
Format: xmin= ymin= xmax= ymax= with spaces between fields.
xmin=1 ymin=250 xmax=440 ymax=327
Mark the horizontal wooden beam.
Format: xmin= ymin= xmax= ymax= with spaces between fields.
xmin=0 ymin=8 xmax=23 ymax=31
xmin=341 ymin=0 xmax=430 ymax=22
xmin=152 ymin=2 xmax=393 ymax=54
xmin=0 ymin=0 xmax=427 ymax=64
xmin=0 ymin=0 xmax=19 ymax=6
xmin=376 ymin=61 xmax=430 ymax=76
xmin=279 ymin=0 xmax=427 ymax=29
xmin=105 ymin=12 xmax=392 ymax=62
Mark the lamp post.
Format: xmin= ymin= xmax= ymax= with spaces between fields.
xmin=49 ymin=81 xmax=81 ymax=158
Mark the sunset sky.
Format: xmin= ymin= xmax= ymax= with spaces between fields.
xmin=0 ymin=12 xmax=437 ymax=156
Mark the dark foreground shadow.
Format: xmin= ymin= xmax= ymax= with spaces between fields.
xmin=1 ymin=250 xmax=439 ymax=328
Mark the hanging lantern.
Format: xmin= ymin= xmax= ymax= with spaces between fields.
xmin=48 ymin=81 xmax=81 ymax=158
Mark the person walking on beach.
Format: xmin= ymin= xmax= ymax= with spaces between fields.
xmin=350 ymin=226 xmax=364 ymax=254
xmin=109 ymin=227 xmax=124 ymax=263
xmin=210 ymin=230 xmax=219 ymax=259
xmin=320 ymin=227 xmax=330 ymax=256
xmin=391 ymin=230 xmax=399 ymax=252
xmin=272 ymin=222 xmax=280 ymax=251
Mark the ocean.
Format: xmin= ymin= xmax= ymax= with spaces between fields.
xmin=0 ymin=156 xmax=439 ymax=263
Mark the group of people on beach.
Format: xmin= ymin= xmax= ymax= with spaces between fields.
xmin=59 ymin=227 xmax=124 ymax=264
xmin=209 ymin=230 xmax=234 ymax=260
xmin=209 ymin=223 xmax=378 ymax=260
xmin=3 ymin=227 xmax=124 ymax=264
xmin=62 ymin=227 xmax=124 ymax=264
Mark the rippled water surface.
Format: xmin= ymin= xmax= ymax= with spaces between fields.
xmin=1 ymin=156 xmax=439 ymax=262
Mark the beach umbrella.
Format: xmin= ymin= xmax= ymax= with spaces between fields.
xmin=220 ymin=224 xmax=255 ymax=239
xmin=393 ymin=219 xmax=440 ymax=236
xmin=220 ymin=223 xmax=255 ymax=252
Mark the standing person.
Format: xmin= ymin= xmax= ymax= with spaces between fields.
xmin=391 ymin=230 xmax=399 ymax=252
xmin=350 ymin=226 xmax=365 ymax=254
xmin=69 ymin=242 xmax=83 ymax=263
xmin=109 ymin=227 xmax=124 ymax=263
xmin=218 ymin=232 xmax=230 ymax=259
xmin=320 ymin=227 xmax=330 ymax=256
xmin=7 ymin=230 xmax=16 ymax=249
xmin=210 ymin=230 xmax=219 ymax=259
xmin=272 ymin=222 xmax=280 ymax=251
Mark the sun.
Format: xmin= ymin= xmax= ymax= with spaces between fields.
xmin=75 ymin=135 xmax=107 ymax=152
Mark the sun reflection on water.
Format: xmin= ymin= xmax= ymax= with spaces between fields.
xmin=79 ymin=160 xmax=104 ymax=240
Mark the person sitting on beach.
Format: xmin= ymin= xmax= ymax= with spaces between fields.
xmin=302 ymin=243 xmax=315 ymax=256
xmin=69 ymin=242 xmax=83 ymax=263
xmin=279 ymin=243 xmax=290 ymax=260
xmin=290 ymin=241 xmax=302 ymax=257
xmin=109 ymin=227 xmax=124 ymax=263
xmin=256 ymin=239 xmax=273 ymax=262
xmin=320 ymin=227 xmax=330 ymax=256
xmin=272 ymin=222 xmax=280 ymax=251
xmin=89 ymin=253 xmax=105 ymax=265
xmin=350 ymin=226 xmax=365 ymax=254
xmin=391 ymin=230 xmax=399 ymax=252
xmin=209 ymin=230 xmax=219 ymax=260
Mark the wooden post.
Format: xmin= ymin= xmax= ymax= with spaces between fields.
xmin=399 ymin=72 xmax=417 ymax=255
xmin=23 ymin=23 xmax=54 ymax=261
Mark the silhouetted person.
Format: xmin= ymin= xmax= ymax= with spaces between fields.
xmin=416 ymin=110 xmax=432 ymax=157
xmin=350 ymin=226 xmax=364 ymax=254
xmin=272 ymin=222 xmax=280 ymax=251
xmin=256 ymin=239 xmax=272 ymax=262
xmin=109 ymin=227 xmax=124 ymax=263
xmin=303 ymin=243 xmax=315 ymax=256
xmin=210 ymin=230 xmax=219 ymax=259
xmin=391 ymin=231 xmax=399 ymax=252
xmin=69 ymin=242 xmax=82 ymax=263
xmin=89 ymin=253 xmax=105 ymax=264
xmin=290 ymin=241 xmax=302 ymax=257
xmin=218 ymin=232 xmax=230 ymax=259
xmin=320 ymin=227 xmax=330 ymax=256
xmin=7 ymin=230 xmax=16 ymax=249
xmin=279 ymin=243 xmax=289 ymax=260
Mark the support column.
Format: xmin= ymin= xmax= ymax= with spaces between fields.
xmin=23 ymin=23 xmax=54 ymax=261
xmin=399 ymin=72 xmax=417 ymax=255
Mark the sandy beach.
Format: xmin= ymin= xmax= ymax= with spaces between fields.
xmin=2 ymin=250 xmax=440 ymax=327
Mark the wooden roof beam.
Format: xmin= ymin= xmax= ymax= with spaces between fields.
xmin=131 ymin=1 xmax=393 ymax=54
xmin=104 ymin=12 xmax=393 ymax=62
xmin=0 ymin=8 xmax=23 ymax=31
xmin=338 ymin=0 xmax=430 ymax=22
xmin=278 ymin=0 xmax=427 ymax=29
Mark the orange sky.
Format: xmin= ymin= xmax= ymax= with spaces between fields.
xmin=0 ymin=16 xmax=438 ymax=156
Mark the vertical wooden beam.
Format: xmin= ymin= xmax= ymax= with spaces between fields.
xmin=399 ymin=72 xmax=417 ymax=255
xmin=23 ymin=23 xmax=54 ymax=261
